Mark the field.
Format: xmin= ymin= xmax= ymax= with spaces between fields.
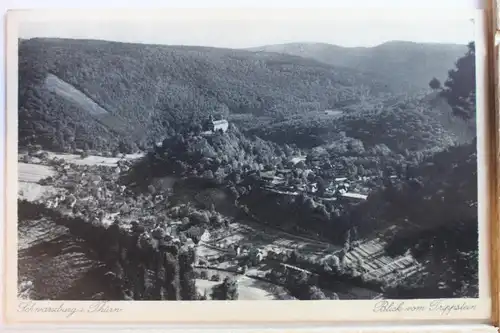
xmin=18 ymin=162 xmax=54 ymax=183
xmin=18 ymin=163 xmax=57 ymax=202
xmin=45 ymin=74 xmax=136 ymax=136
xmin=343 ymin=238 xmax=422 ymax=285
xmin=45 ymin=74 xmax=109 ymax=117
xmin=46 ymin=152 xmax=144 ymax=167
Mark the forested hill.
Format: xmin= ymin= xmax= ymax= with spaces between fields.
xmin=247 ymin=92 xmax=474 ymax=152
xmin=356 ymin=141 xmax=478 ymax=298
xmin=249 ymin=41 xmax=467 ymax=93
xmin=18 ymin=37 xmax=392 ymax=153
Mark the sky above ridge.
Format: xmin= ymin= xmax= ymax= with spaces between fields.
xmin=17 ymin=8 xmax=476 ymax=48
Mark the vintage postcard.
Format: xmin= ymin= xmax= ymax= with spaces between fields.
xmin=3 ymin=7 xmax=494 ymax=325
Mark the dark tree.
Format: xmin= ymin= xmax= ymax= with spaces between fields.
xmin=440 ymin=41 xmax=476 ymax=120
xmin=428 ymin=77 xmax=441 ymax=90
xmin=178 ymin=247 xmax=197 ymax=300
xmin=316 ymin=177 xmax=327 ymax=196
xmin=210 ymin=277 xmax=239 ymax=300
xmin=308 ymin=286 xmax=327 ymax=300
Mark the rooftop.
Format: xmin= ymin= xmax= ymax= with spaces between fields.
xmin=212 ymin=119 xmax=228 ymax=125
xmin=342 ymin=192 xmax=368 ymax=200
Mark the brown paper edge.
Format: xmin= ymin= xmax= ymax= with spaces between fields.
xmin=493 ymin=0 xmax=500 ymax=328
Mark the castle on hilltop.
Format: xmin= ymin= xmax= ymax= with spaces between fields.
xmin=204 ymin=115 xmax=229 ymax=134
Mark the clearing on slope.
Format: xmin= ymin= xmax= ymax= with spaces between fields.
xmin=45 ymin=74 xmax=109 ymax=117
xmin=44 ymin=73 xmax=138 ymax=137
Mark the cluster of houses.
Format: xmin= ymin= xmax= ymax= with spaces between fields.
xmin=205 ymin=236 xmax=328 ymax=276
xmin=45 ymin=192 xmax=77 ymax=209
xmin=245 ymin=152 xmax=381 ymax=203
xmin=146 ymin=223 xmax=202 ymax=250
xmin=260 ymin=169 xmax=369 ymax=202
xmin=41 ymin=158 xmax=212 ymax=256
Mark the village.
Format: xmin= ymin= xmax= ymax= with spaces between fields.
xmin=18 ymin=124 xmax=422 ymax=300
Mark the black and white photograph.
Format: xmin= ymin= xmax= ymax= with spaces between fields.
xmin=13 ymin=9 xmax=483 ymax=304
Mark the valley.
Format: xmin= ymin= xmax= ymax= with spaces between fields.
xmin=16 ymin=36 xmax=479 ymax=301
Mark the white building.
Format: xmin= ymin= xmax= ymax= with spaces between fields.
xmin=341 ymin=192 xmax=368 ymax=201
xmin=210 ymin=119 xmax=229 ymax=133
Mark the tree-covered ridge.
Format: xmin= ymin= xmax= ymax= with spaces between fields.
xmin=249 ymin=41 xmax=468 ymax=93
xmin=350 ymin=142 xmax=477 ymax=240
xmin=352 ymin=43 xmax=479 ymax=298
xmin=123 ymin=124 xmax=295 ymax=189
xmin=348 ymin=141 xmax=478 ymax=298
xmin=248 ymin=96 xmax=459 ymax=152
xmin=18 ymin=38 xmax=392 ymax=153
